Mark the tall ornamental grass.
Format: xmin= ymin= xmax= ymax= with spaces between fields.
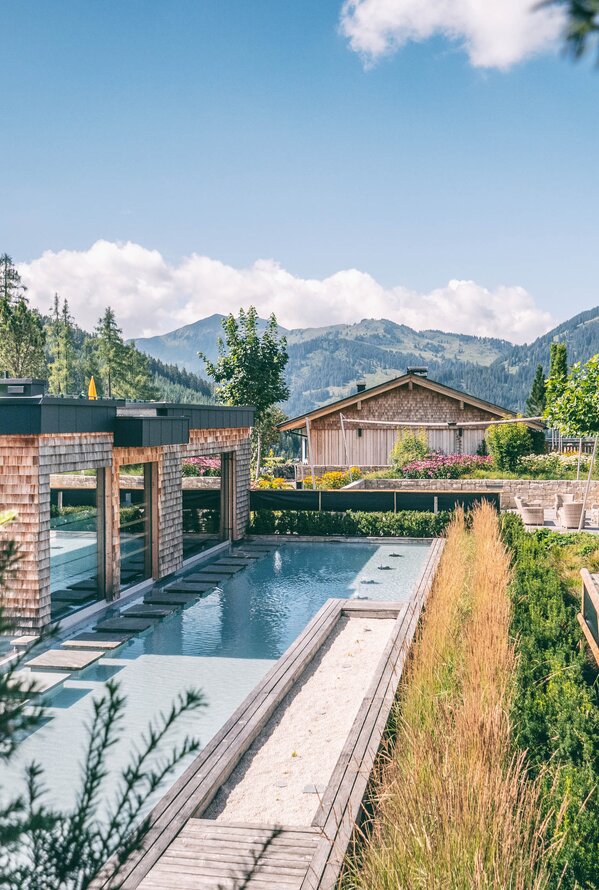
xmin=343 ymin=504 xmax=562 ymax=889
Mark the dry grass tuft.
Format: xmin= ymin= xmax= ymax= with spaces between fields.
xmin=343 ymin=504 xmax=562 ymax=890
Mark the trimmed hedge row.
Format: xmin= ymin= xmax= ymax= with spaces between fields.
xmin=501 ymin=514 xmax=599 ymax=889
xmin=248 ymin=509 xmax=450 ymax=538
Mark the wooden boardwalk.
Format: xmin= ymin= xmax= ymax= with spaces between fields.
xmin=138 ymin=822 xmax=321 ymax=889
xmin=91 ymin=538 xmax=444 ymax=890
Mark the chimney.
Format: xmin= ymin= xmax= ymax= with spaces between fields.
xmin=407 ymin=366 xmax=428 ymax=378
xmin=356 ymin=381 xmax=367 ymax=393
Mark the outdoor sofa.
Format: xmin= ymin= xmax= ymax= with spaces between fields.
xmin=514 ymin=497 xmax=544 ymax=527
xmin=554 ymin=493 xmax=585 ymax=529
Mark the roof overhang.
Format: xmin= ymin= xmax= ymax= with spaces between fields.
xmin=278 ymin=374 xmax=544 ymax=432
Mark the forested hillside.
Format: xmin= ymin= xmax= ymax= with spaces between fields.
xmin=134 ymin=306 xmax=599 ymax=416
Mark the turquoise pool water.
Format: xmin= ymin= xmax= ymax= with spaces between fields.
xmin=1 ymin=541 xmax=430 ymax=813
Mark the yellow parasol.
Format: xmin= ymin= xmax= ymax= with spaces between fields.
xmin=88 ymin=376 xmax=98 ymax=400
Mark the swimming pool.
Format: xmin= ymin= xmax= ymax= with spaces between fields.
xmin=1 ymin=540 xmax=430 ymax=813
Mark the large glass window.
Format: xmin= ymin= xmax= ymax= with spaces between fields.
xmin=182 ymin=455 xmax=222 ymax=559
xmin=50 ymin=470 xmax=102 ymax=621
xmin=119 ymin=463 xmax=154 ymax=589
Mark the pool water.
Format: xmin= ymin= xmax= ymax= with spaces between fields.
xmin=1 ymin=541 xmax=430 ymax=813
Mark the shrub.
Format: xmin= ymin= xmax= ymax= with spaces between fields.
xmin=401 ymin=453 xmax=492 ymax=479
xmin=517 ymin=452 xmax=565 ymax=478
xmin=254 ymin=475 xmax=291 ymax=490
xmin=486 ymin=422 xmax=532 ymax=472
xmin=502 ymin=525 xmax=599 ymax=888
xmin=248 ymin=509 xmax=449 ymax=537
xmin=390 ymin=430 xmax=428 ymax=471
xmin=303 ymin=467 xmax=363 ymax=489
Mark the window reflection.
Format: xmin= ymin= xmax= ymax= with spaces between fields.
xmin=50 ymin=470 xmax=101 ymax=620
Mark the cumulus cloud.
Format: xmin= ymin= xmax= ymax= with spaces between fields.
xmin=18 ymin=240 xmax=554 ymax=344
xmin=339 ymin=0 xmax=565 ymax=69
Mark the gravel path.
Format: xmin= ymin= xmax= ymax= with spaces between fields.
xmin=204 ymin=616 xmax=394 ymax=826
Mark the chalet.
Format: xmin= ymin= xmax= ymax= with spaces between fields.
xmin=279 ymin=369 xmax=543 ymax=476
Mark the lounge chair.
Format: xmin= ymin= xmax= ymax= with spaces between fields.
xmin=555 ymin=494 xmax=585 ymax=529
xmin=515 ymin=496 xmax=544 ymax=527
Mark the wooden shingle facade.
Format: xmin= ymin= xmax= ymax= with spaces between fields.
xmin=0 ymin=382 xmax=254 ymax=632
xmin=280 ymin=372 xmax=543 ymax=471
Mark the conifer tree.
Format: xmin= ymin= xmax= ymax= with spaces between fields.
xmin=94 ymin=307 xmax=156 ymax=399
xmin=525 ymin=364 xmax=547 ymax=416
xmin=47 ymin=294 xmax=76 ymax=395
xmin=0 ymin=256 xmax=47 ymax=378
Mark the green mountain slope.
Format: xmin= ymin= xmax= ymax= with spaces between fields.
xmin=133 ymin=307 xmax=599 ymax=417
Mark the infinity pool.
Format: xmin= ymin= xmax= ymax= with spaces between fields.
xmin=2 ymin=540 xmax=430 ymax=813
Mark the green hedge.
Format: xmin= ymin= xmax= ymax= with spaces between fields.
xmin=248 ymin=509 xmax=450 ymax=538
xmin=501 ymin=516 xmax=599 ymax=888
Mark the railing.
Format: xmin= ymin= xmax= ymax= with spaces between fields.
xmin=579 ymin=569 xmax=599 ymax=666
xmin=249 ymin=489 xmax=500 ymax=514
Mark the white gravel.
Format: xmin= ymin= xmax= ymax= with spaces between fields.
xmin=204 ymin=616 xmax=394 ymax=826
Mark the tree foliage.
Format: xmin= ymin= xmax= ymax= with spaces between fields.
xmin=525 ymin=364 xmax=547 ymax=416
xmin=0 ymin=256 xmax=47 ymax=379
xmin=200 ymin=307 xmax=289 ymax=420
xmin=544 ymin=0 xmax=599 ymax=59
xmin=47 ymin=295 xmax=76 ymax=395
xmin=545 ymin=353 xmax=599 ymax=436
xmin=485 ymin=422 xmax=533 ymax=472
xmin=93 ymin=308 xmax=157 ymax=400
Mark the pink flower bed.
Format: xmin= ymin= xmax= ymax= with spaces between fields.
xmin=182 ymin=456 xmax=221 ymax=477
xmin=401 ymin=454 xmax=493 ymax=479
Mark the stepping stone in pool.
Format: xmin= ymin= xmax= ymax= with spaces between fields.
xmin=216 ymin=557 xmax=257 ymax=565
xmin=168 ymin=579 xmax=216 ymax=592
xmin=24 ymin=648 xmax=105 ymax=672
xmin=95 ymin=617 xmax=155 ymax=634
xmin=144 ymin=591 xmax=198 ymax=606
xmin=211 ymin=561 xmax=246 ymax=572
xmin=190 ymin=572 xmax=234 ymax=584
xmin=121 ymin=604 xmax=174 ymax=619
xmin=52 ymin=589 xmax=96 ymax=604
xmin=62 ymin=632 xmax=132 ymax=650
xmin=10 ymin=635 xmax=40 ymax=650
xmin=231 ymin=551 xmax=262 ymax=559
xmin=10 ymin=670 xmax=71 ymax=695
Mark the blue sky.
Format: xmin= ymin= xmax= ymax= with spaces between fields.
xmin=1 ymin=0 xmax=598 ymax=341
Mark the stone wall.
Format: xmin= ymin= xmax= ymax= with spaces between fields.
xmin=352 ymin=476 xmax=599 ymax=509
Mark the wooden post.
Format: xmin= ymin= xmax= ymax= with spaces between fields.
xmin=579 ymin=436 xmax=597 ymax=531
xmin=340 ymin=413 xmax=352 ymax=481
xmin=305 ymin=418 xmax=316 ymax=491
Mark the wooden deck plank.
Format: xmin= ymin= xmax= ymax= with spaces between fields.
xmin=138 ymin=822 xmax=319 ymax=890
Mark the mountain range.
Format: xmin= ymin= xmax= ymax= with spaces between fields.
xmin=134 ymin=306 xmax=599 ymax=417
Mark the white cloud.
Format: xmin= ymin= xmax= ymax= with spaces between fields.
xmin=339 ymin=0 xmax=565 ymax=69
xmin=18 ymin=240 xmax=554 ymax=344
